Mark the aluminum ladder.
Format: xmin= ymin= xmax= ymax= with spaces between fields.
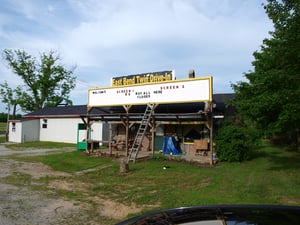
xmin=127 ymin=104 xmax=154 ymax=163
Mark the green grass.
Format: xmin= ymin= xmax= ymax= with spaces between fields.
xmin=0 ymin=122 xmax=7 ymax=143
xmin=5 ymin=140 xmax=300 ymax=224
xmin=25 ymin=151 xmax=113 ymax=173
xmin=0 ymin=122 xmax=6 ymax=136
xmin=30 ymin=141 xmax=300 ymax=206
xmin=0 ymin=136 xmax=6 ymax=143
xmin=6 ymin=141 xmax=76 ymax=149
xmin=0 ymin=122 xmax=6 ymax=134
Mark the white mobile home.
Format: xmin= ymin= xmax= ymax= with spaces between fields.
xmin=8 ymin=105 xmax=106 ymax=144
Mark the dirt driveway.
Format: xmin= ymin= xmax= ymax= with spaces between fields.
xmin=0 ymin=144 xmax=140 ymax=225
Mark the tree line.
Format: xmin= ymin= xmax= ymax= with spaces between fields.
xmin=216 ymin=0 xmax=300 ymax=161
xmin=0 ymin=113 xmax=22 ymax=123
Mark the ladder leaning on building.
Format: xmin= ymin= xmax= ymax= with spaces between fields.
xmin=127 ymin=104 xmax=154 ymax=163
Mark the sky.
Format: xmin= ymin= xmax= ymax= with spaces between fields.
xmin=0 ymin=0 xmax=273 ymax=113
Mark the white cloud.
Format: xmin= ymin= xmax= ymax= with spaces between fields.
xmin=0 ymin=0 xmax=273 ymax=112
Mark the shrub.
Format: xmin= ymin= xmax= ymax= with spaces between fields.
xmin=215 ymin=117 xmax=260 ymax=162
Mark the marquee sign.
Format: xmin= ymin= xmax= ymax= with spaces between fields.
xmin=88 ymin=76 xmax=212 ymax=107
xmin=111 ymin=70 xmax=175 ymax=86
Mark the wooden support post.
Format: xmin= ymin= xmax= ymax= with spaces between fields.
xmin=85 ymin=117 xmax=91 ymax=154
xmin=209 ymin=102 xmax=214 ymax=165
xmin=150 ymin=120 xmax=155 ymax=156
xmin=109 ymin=123 xmax=113 ymax=156
xmin=209 ymin=117 xmax=213 ymax=165
xmin=122 ymin=105 xmax=131 ymax=157
xmin=119 ymin=158 xmax=129 ymax=173
xmin=150 ymin=104 xmax=158 ymax=156
xmin=125 ymin=119 xmax=129 ymax=156
xmin=85 ymin=107 xmax=94 ymax=154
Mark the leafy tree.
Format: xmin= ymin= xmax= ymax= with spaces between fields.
xmin=0 ymin=81 xmax=23 ymax=118
xmin=232 ymin=0 xmax=300 ymax=149
xmin=0 ymin=81 xmax=24 ymax=141
xmin=2 ymin=49 xmax=76 ymax=112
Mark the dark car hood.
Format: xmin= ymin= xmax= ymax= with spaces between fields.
xmin=115 ymin=205 xmax=300 ymax=225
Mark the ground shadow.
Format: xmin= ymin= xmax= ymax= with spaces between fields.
xmin=250 ymin=143 xmax=300 ymax=171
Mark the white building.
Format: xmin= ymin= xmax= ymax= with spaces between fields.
xmin=8 ymin=105 xmax=107 ymax=146
xmin=7 ymin=94 xmax=234 ymax=163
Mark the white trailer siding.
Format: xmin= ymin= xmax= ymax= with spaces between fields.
xmin=39 ymin=118 xmax=104 ymax=144
xmin=8 ymin=119 xmax=40 ymax=143
xmin=8 ymin=121 xmax=22 ymax=143
xmin=8 ymin=112 xmax=105 ymax=144
xmin=39 ymin=118 xmax=82 ymax=143
xmin=22 ymin=120 xmax=40 ymax=142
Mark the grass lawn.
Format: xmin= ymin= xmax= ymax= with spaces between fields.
xmin=26 ymin=150 xmax=113 ymax=172
xmin=29 ymin=141 xmax=300 ymax=204
xmin=0 ymin=122 xmax=6 ymax=133
xmin=0 ymin=136 xmax=6 ymax=143
xmin=0 ymin=122 xmax=6 ymax=140
xmin=6 ymin=141 xmax=76 ymax=149
xmin=0 ymin=122 xmax=7 ymax=143
xmin=7 ymin=140 xmax=300 ymax=223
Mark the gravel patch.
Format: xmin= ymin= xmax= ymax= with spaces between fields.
xmin=0 ymin=144 xmax=142 ymax=224
xmin=0 ymin=184 xmax=80 ymax=225
xmin=0 ymin=145 xmax=103 ymax=224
